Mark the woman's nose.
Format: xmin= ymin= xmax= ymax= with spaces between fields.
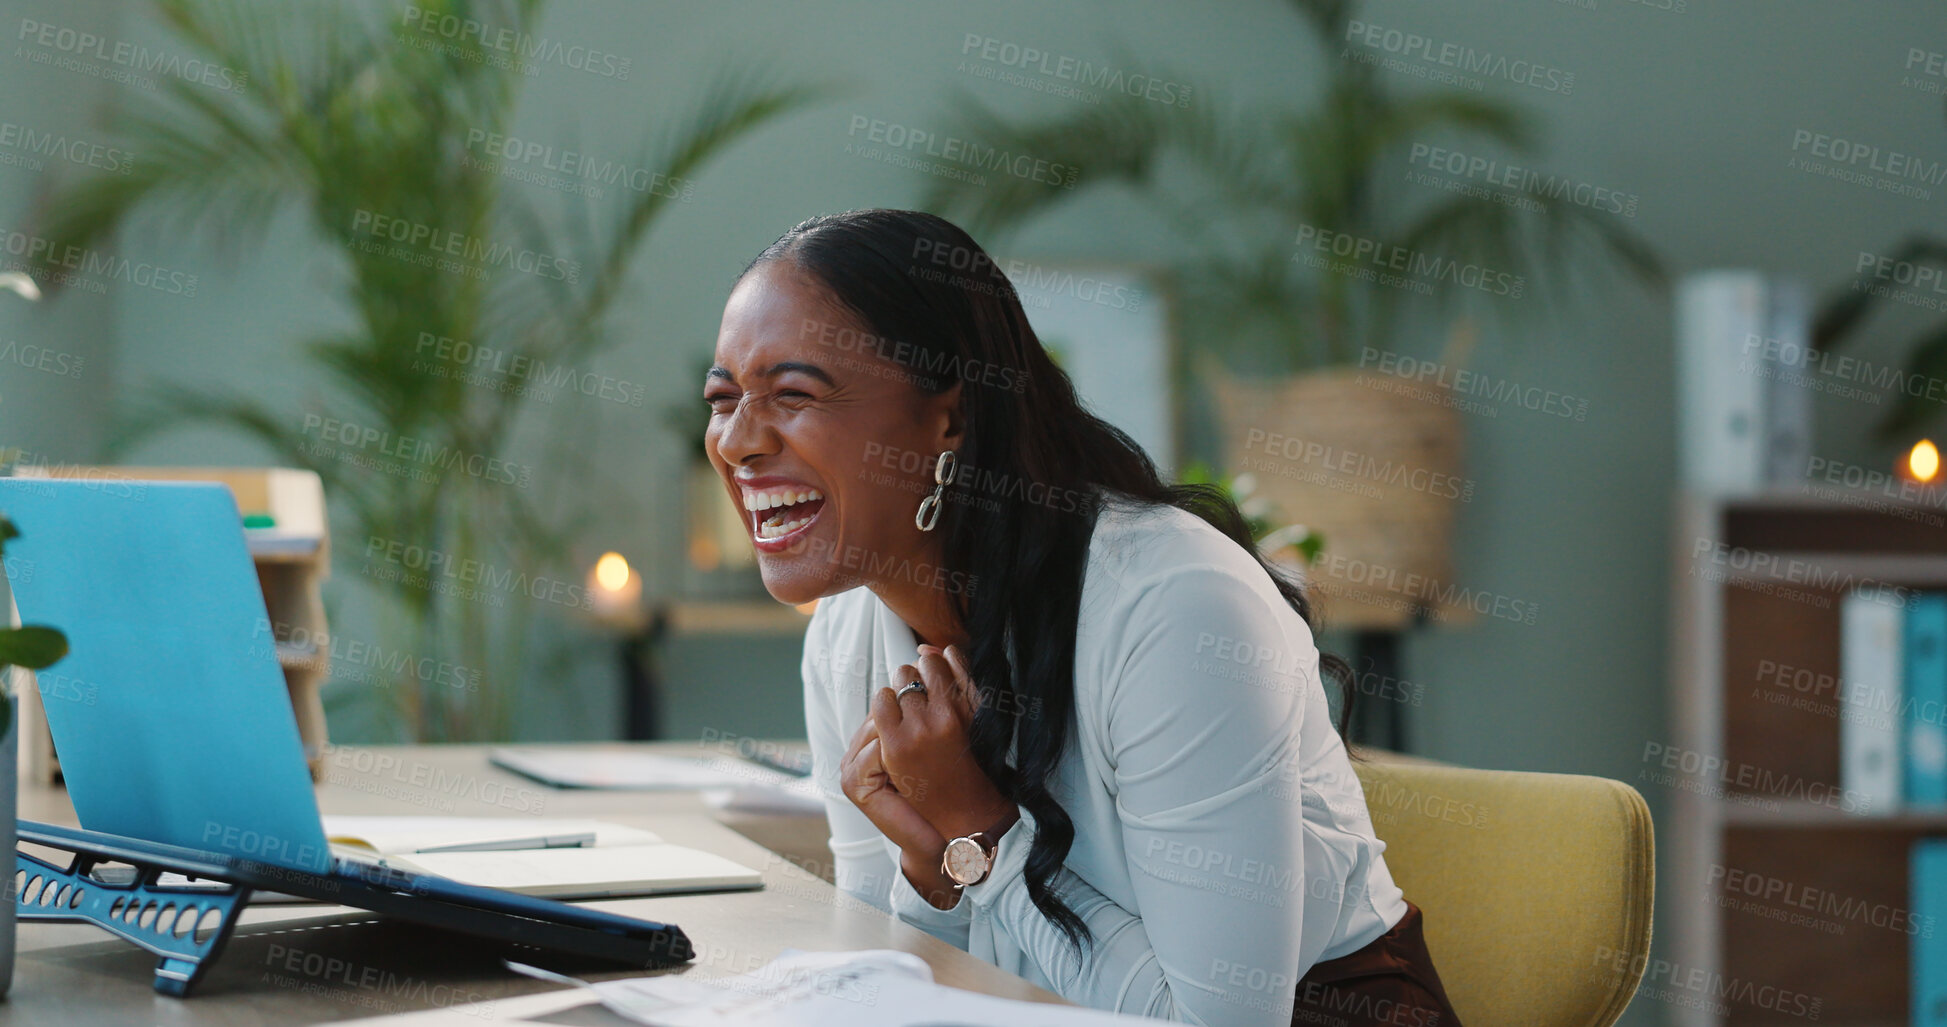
xmin=713 ymin=402 xmax=779 ymax=466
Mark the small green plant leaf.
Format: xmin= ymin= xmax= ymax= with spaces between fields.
xmin=0 ymin=625 xmax=68 ymax=670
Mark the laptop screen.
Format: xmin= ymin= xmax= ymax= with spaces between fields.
xmin=1 ymin=479 xmax=332 ymax=872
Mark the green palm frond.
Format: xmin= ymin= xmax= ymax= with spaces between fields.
xmin=920 ymin=88 xmax=1186 ymax=237
xmin=922 ymin=2 xmax=1661 ymax=371
xmin=1873 ymin=320 xmax=1947 ymax=440
xmin=1812 ymin=235 xmax=1947 ymax=350
xmin=44 ymin=0 xmax=821 ymax=741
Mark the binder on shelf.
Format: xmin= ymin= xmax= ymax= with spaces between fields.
xmin=1909 ymin=594 xmax=1947 ymax=805
xmin=1673 ymin=271 xmax=1811 ymax=494
xmin=1914 ymin=840 xmax=1947 ymax=1025
xmin=1840 ymin=591 xmax=1904 ymax=814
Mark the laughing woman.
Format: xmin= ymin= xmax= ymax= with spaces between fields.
xmin=705 ymin=208 xmax=1461 ymax=1026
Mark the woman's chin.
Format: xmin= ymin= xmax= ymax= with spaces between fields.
xmin=755 ymin=559 xmax=832 ymax=607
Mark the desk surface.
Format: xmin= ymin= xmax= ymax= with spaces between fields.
xmin=4 ymin=742 xmax=1065 ymax=1025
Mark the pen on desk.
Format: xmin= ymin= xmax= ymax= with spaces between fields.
xmin=418 ymin=832 xmax=598 ymax=854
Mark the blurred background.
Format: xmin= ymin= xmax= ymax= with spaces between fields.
xmin=2 ymin=1 xmax=1945 ymax=1022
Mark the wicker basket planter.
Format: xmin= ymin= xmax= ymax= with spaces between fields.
xmin=1211 ymin=366 xmax=1473 ymax=630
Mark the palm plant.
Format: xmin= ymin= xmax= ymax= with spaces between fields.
xmin=922 ymin=0 xmax=1661 ymax=373
xmin=24 ymin=0 xmax=820 ymax=740
xmin=1813 ymin=233 xmax=1947 ymax=441
xmin=1808 ymin=103 xmax=1947 ymax=442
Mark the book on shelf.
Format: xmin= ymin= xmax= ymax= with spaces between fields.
xmin=1841 ymin=591 xmax=1904 ymax=814
xmin=1909 ymin=595 xmax=1947 ymax=805
xmin=1673 ymin=270 xmax=1810 ymax=495
xmin=1914 ymin=840 xmax=1947 ymax=1025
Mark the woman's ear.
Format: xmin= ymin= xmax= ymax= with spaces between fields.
xmin=929 ymin=382 xmax=965 ymax=452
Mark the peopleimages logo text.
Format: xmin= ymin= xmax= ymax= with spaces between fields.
xmin=845 ymin=116 xmax=1079 ymax=188
xmin=399 ymin=6 xmax=630 ymax=79
xmin=1344 ymin=20 xmax=1574 ymax=95
xmin=958 ymin=34 xmax=1192 ymax=108
xmin=16 ymin=17 xmax=248 ymax=92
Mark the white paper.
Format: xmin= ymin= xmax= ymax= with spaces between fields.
xmin=490 ymin=748 xmax=797 ymax=790
xmin=570 ymin=949 xmax=1158 ymax=1026
xmin=318 ymin=949 xmax=1156 ymax=1026
xmin=701 ymin=773 xmax=828 ymax=817
xmin=392 ymin=843 xmax=762 ymax=898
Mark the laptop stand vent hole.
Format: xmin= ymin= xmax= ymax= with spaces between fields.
xmin=22 ymin=875 xmax=43 ymax=905
xmin=155 ymin=904 xmax=176 ymax=934
xmin=11 ymin=870 xmax=22 ymax=899
xmin=109 ymin=897 xmax=126 ymax=920
xmin=44 ymin=883 xmax=66 ymax=907
xmin=194 ymin=907 xmax=222 ymax=943
xmin=68 ymin=886 xmax=84 ymax=909
xmin=174 ymin=906 xmax=198 ymax=937
xmin=138 ymin=903 xmax=158 ymax=930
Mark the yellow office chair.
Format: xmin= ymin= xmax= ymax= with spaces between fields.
xmin=1354 ymin=760 xmax=1656 ymax=1027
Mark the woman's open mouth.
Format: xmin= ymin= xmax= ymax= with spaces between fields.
xmin=743 ymin=485 xmax=826 ymax=552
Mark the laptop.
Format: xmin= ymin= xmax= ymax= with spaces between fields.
xmin=0 ymin=479 xmax=695 ymax=990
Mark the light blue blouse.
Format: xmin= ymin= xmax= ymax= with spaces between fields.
xmin=801 ymin=496 xmax=1409 ymax=1024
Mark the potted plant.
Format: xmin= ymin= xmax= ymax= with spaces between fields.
xmin=26 ymin=0 xmax=821 ymax=740
xmin=922 ymin=0 xmax=1661 ymax=627
xmin=0 ymin=512 xmax=71 ymax=995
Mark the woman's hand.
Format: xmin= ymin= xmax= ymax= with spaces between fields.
xmin=840 ymin=714 xmax=969 ymax=909
xmin=839 ymin=716 xmax=944 ymax=857
xmin=874 ymin=644 xmax=1018 ymax=846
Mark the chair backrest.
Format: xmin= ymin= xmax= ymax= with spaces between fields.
xmin=1354 ymin=760 xmax=1655 ymax=1027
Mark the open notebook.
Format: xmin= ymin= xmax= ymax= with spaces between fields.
xmin=322 ymin=816 xmax=764 ymax=899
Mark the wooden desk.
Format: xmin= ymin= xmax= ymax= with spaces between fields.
xmin=3 ymin=742 xmax=1065 ymax=1024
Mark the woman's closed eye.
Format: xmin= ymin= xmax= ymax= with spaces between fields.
xmin=706 ymin=386 xmax=816 ymax=413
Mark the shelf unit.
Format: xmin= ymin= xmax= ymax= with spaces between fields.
xmin=1670 ymin=488 xmax=1947 ymax=1027
xmin=11 ymin=466 xmax=332 ymax=783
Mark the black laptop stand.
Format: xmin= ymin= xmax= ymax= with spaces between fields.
xmin=16 ymin=820 xmax=694 ymax=996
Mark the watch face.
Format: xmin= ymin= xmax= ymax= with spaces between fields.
xmin=943 ymin=837 xmax=990 ymax=885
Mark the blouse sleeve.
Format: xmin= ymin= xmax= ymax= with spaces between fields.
xmin=801 ymin=615 xmax=973 ymax=949
xmin=957 ymin=563 xmax=1311 ymax=1025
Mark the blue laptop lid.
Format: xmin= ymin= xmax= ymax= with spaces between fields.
xmin=0 ymin=479 xmax=331 ymax=872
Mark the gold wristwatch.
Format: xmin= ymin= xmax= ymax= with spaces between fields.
xmin=940 ymin=819 xmax=1010 ymax=888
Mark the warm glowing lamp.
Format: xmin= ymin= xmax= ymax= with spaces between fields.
xmin=1906 ymin=439 xmax=1941 ymax=485
xmin=588 ymin=551 xmax=644 ymax=629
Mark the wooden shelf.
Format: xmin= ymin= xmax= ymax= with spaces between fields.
xmin=1715 ymin=552 xmax=1947 ymax=587
xmin=246 ymin=531 xmax=325 ymax=562
xmin=1722 ymin=800 xmax=1947 ymax=828
xmin=1669 ymin=490 xmax=1947 ymax=1026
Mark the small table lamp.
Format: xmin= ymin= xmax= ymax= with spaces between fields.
xmin=586 ymin=552 xmax=665 ymax=740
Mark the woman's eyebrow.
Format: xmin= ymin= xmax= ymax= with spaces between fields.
xmin=760 ymin=361 xmax=836 ymax=385
xmin=707 ymin=361 xmax=836 ymax=386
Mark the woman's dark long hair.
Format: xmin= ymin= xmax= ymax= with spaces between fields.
xmin=742 ymin=209 xmax=1356 ymax=955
